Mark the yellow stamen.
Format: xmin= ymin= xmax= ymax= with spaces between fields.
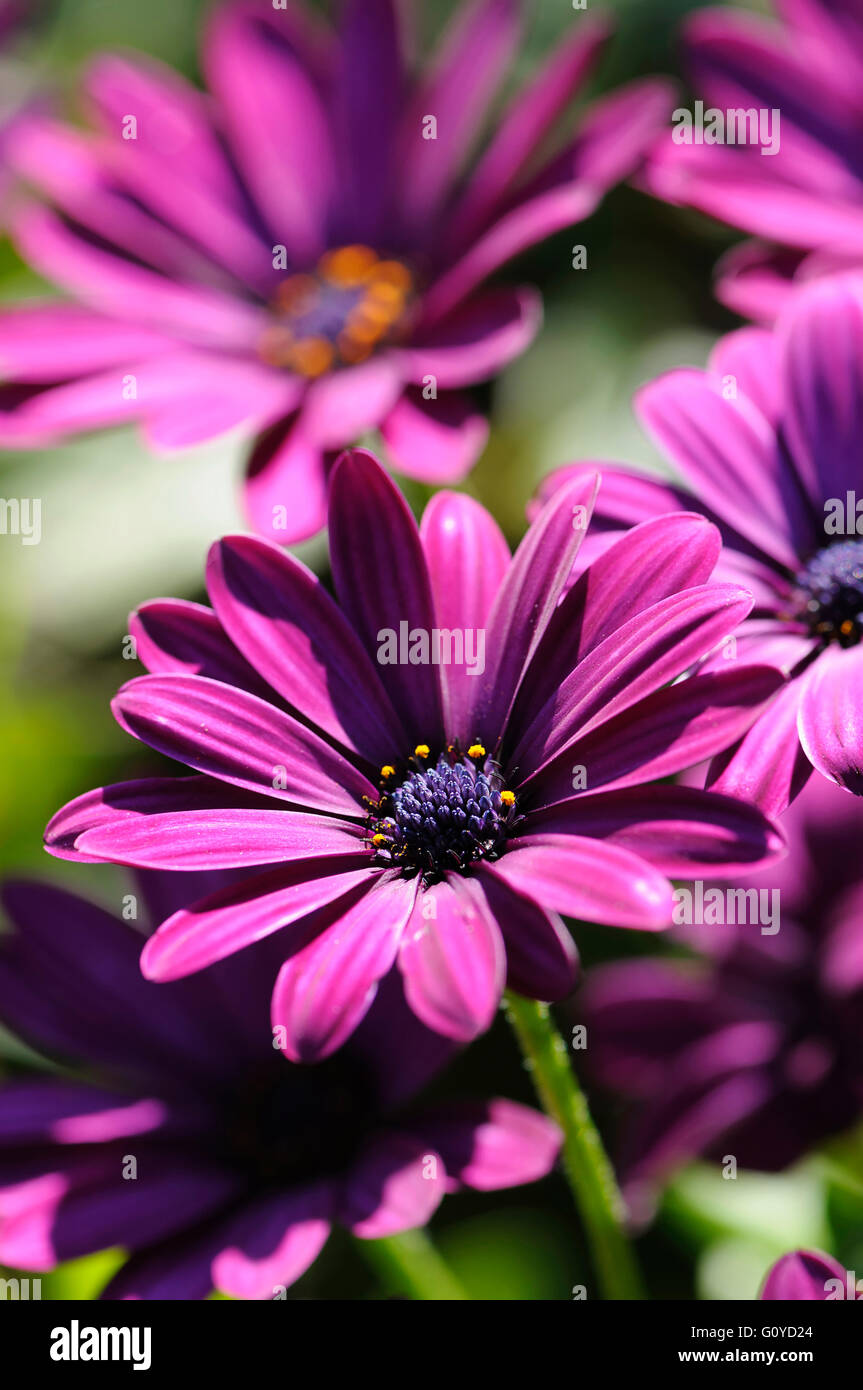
xmin=380 ymin=765 xmax=396 ymax=780
xmin=414 ymin=744 xmax=430 ymax=759
xmin=365 ymin=281 xmax=406 ymax=313
xmin=372 ymin=833 xmax=389 ymax=847
xmin=319 ymin=244 xmax=379 ymax=286
xmin=840 ymin=619 xmax=855 ymax=636
xmin=500 ymin=790 xmax=516 ymax=806
xmin=467 ymin=744 xmax=486 ymax=759
xmin=337 ymin=333 xmax=374 ymax=365
xmin=275 ymin=274 xmax=318 ymax=313
xmin=289 ymin=336 xmax=335 ymax=378
xmin=343 ymin=313 xmax=387 ymax=346
xmin=374 ymin=260 xmax=413 ymax=291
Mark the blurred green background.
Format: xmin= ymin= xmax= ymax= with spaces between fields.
xmin=2 ymin=0 xmax=862 ymax=1300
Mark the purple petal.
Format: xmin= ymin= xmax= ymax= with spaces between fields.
xmin=0 ymin=1081 xmax=165 ymax=1145
xmin=77 ymin=807 xmax=369 ymax=871
xmin=708 ymin=324 xmax=782 ymax=424
xmin=140 ymin=862 xmax=377 ymax=982
xmin=398 ymin=0 xmax=520 ymax=233
xmin=0 ymin=879 xmax=247 ymax=1085
xmin=271 ymin=874 xmax=418 ymax=1061
xmin=510 ymin=511 xmax=722 ymax=731
xmin=203 ymin=3 xmax=334 ymax=261
xmin=45 ymin=775 xmax=274 ymax=863
xmin=423 ymin=179 xmax=599 ymax=325
xmin=469 ymin=470 xmax=599 ymax=747
xmin=424 ymin=77 xmax=671 ymax=321
xmin=301 ymin=357 xmax=403 ymax=448
xmin=328 ymin=449 xmax=444 ymax=741
xmin=447 ymin=14 xmax=612 ymax=245
xmin=509 ymin=584 xmax=754 ymax=784
xmin=526 ymin=665 xmax=784 ymax=801
xmin=420 ymin=490 xmax=510 ymax=743
xmin=707 ymin=676 xmax=814 ymax=815
xmin=0 ymin=1151 xmax=240 ymax=1270
xmin=130 ymin=599 xmax=271 ymax=697
xmin=781 ymin=274 xmax=863 ymax=503
xmin=207 ymin=534 xmax=407 ymax=764
xmin=397 ymin=876 xmax=506 ymax=1041
xmin=0 ymin=304 xmax=173 ymax=380
xmin=242 ymin=416 xmax=330 ymax=546
xmin=340 ymin=1131 xmax=446 ymax=1238
xmin=491 ymin=833 xmax=673 ymax=930
xmin=405 ymin=287 xmax=542 ymax=388
xmin=12 ymin=204 xmax=268 ymax=348
xmin=528 ymin=784 xmax=786 ymax=878
xmin=409 ymin=1098 xmax=561 ymax=1191
xmin=473 ymin=864 xmax=578 ymax=1001
xmin=111 ymin=673 xmax=377 ymax=815
xmin=761 ymin=1251 xmax=852 ymax=1301
xmin=331 ymin=0 xmax=405 ymax=243
xmin=380 ymin=388 xmax=488 ymax=484
xmin=798 ymin=645 xmax=863 ymax=794
xmin=636 ymin=368 xmax=813 ymax=568
xmin=212 ymin=1185 xmax=333 ymax=1300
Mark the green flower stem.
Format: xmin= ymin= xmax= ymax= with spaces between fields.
xmin=358 ymin=1229 xmax=469 ymax=1301
xmin=504 ymin=991 xmax=644 ymax=1300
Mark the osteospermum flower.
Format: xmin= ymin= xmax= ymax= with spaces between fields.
xmin=644 ymin=0 xmax=863 ymax=321
xmin=46 ymin=449 xmax=783 ymax=1061
xmin=0 ymin=874 xmax=561 ymax=1299
xmin=581 ymin=773 xmax=863 ymax=1217
xmin=0 ymin=0 xmax=670 ymax=543
xmin=536 ymin=275 xmax=863 ymax=814
xmin=761 ymin=1252 xmax=862 ymax=1301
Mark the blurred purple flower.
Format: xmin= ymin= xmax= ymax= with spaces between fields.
xmin=0 ymin=873 xmax=561 ymax=1299
xmin=581 ymin=774 xmax=863 ymax=1221
xmin=761 ymin=1250 xmax=862 ymax=1300
xmin=536 ymin=274 xmax=863 ymax=815
xmin=644 ymin=0 xmax=863 ymax=321
xmin=45 ymin=450 xmax=783 ymax=1060
xmin=0 ymin=0 xmax=670 ymax=542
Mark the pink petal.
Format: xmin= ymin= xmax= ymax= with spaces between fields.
xmin=398 ymin=877 xmax=506 ymax=1041
xmin=380 ymin=388 xmax=488 ymax=484
xmin=271 ymin=874 xmax=418 ymax=1061
xmin=491 ymin=833 xmax=673 ymax=930
xmin=340 ymin=1131 xmax=446 ymax=1238
xmin=141 ymin=863 xmax=378 ymax=981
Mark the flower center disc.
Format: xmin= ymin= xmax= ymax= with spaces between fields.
xmin=796 ymin=539 xmax=863 ymax=647
xmin=367 ymin=746 xmax=518 ymax=881
xmin=259 ymin=244 xmax=414 ymax=377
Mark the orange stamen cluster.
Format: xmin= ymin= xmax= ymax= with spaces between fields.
xmin=259 ymin=245 xmax=414 ymax=378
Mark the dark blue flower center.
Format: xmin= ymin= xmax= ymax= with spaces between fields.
xmin=367 ymin=746 xmax=518 ymax=880
xmin=258 ymin=244 xmax=414 ymax=377
xmin=795 ymin=539 xmax=863 ymax=647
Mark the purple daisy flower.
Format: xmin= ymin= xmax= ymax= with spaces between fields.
xmin=644 ymin=1 xmax=863 ymax=322
xmin=0 ymin=873 xmax=561 ymax=1299
xmin=580 ymin=773 xmax=863 ymax=1220
xmin=45 ymin=449 xmax=783 ymax=1061
xmin=535 ymin=274 xmax=863 ymax=814
xmin=761 ymin=1251 xmax=862 ymax=1300
xmin=0 ymin=0 xmax=670 ymax=543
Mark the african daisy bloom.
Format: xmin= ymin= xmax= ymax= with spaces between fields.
xmin=0 ymin=874 xmax=561 ymax=1299
xmin=0 ymin=0 xmax=671 ymax=543
xmin=535 ymin=275 xmax=863 ymax=815
xmin=644 ymin=0 xmax=863 ymax=322
xmin=581 ymin=773 xmax=863 ymax=1218
xmin=45 ymin=449 xmax=783 ymax=1062
xmin=761 ymin=1252 xmax=862 ymax=1301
